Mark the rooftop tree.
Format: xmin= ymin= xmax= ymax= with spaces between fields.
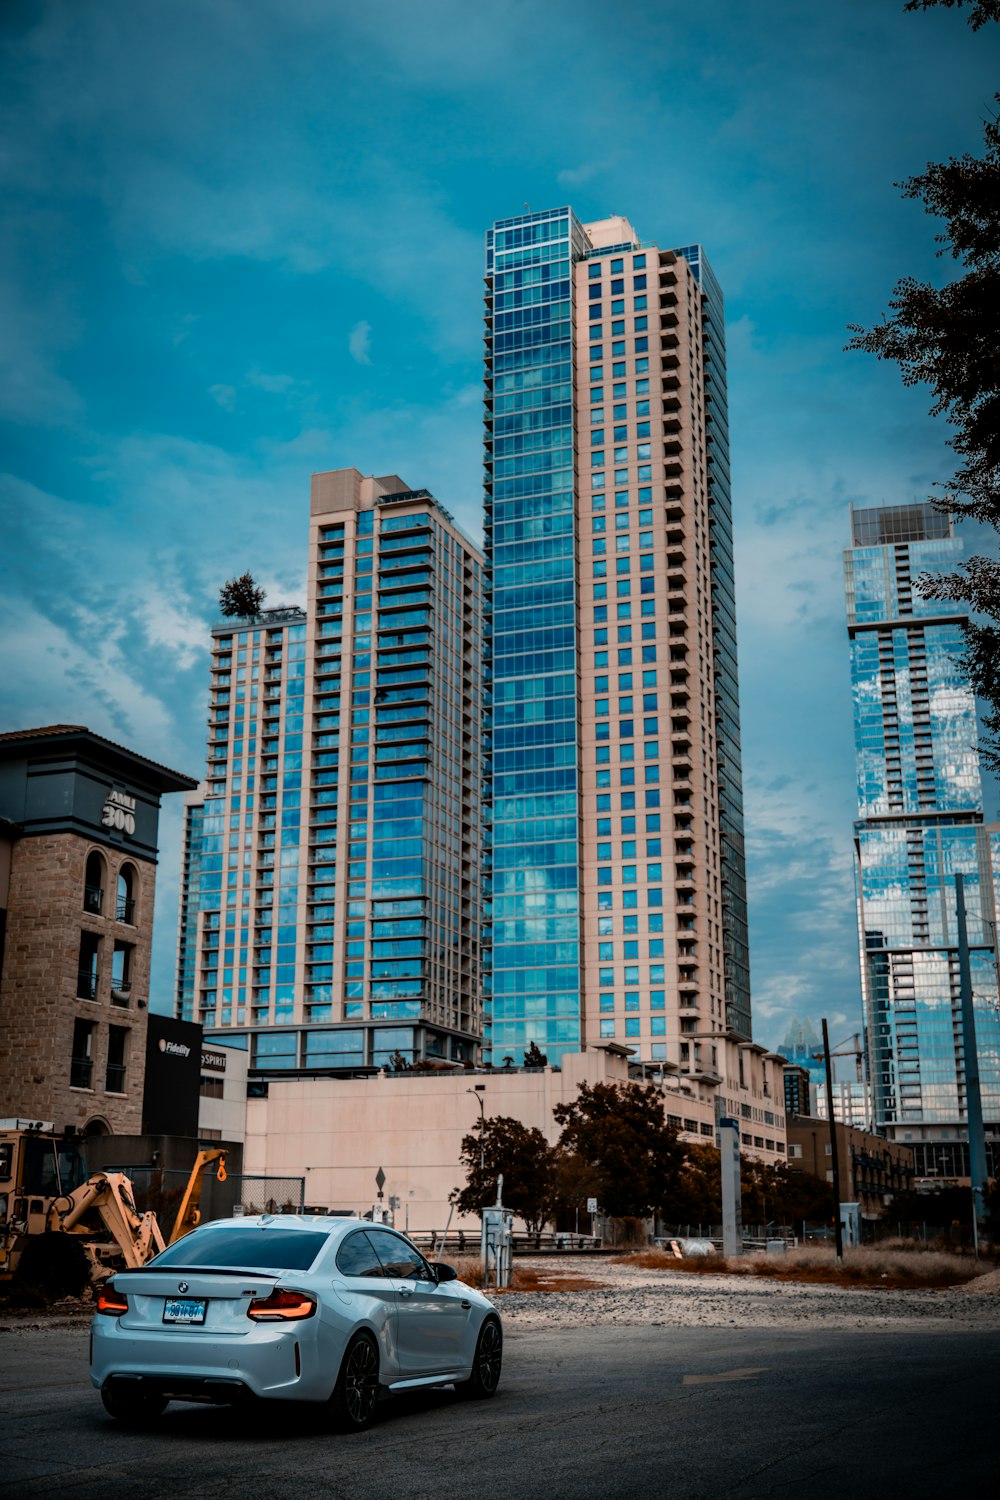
xmin=219 ymin=572 xmax=266 ymax=619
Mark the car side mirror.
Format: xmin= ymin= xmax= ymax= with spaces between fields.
xmin=434 ymin=1262 xmax=459 ymax=1283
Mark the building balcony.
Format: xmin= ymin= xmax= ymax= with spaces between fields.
xmin=70 ymin=1057 xmax=93 ymax=1090
xmin=77 ymin=969 xmax=99 ymax=1000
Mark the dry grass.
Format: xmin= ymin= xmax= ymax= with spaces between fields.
xmin=613 ymin=1244 xmax=994 ymax=1290
xmin=445 ymin=1255 xmax=606 ymax=1293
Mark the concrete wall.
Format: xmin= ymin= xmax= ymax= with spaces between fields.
xmin=244 ymin=1045 xmax=783 ymax=1233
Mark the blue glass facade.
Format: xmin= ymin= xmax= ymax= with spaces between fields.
xmin=485 ymin=209 xmax=752 ymax=1067
xmin=485 ymin=209 xmax=590 ymax=1064
xmin=846 ymin=502 xmax=1000 ymax=1152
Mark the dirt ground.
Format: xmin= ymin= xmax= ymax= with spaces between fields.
xmin=3 ymin=1254 xmax=998 ymax=1335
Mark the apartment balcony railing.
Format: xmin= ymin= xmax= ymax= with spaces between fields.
xmin=70 ymin=1056 xmax=94 ymax=1089
xmin=77 ymin=969 xmax=99 ymax=1000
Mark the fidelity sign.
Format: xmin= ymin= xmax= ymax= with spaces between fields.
xmin=158 ymin=1037 xmax=192 ymax=1059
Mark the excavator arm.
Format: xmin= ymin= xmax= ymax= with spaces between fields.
xmin=50 ymin=1172 xmax=165 ymax=1269
xmin=168 ymin=1149 xmax=228 ymax=1245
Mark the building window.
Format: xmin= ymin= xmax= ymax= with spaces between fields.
xmin=199 ymin=1075 xmax=225 ymax=1099
xmin=71 ymin=1018 xmax=95 ymax=1089
xmin=111 ymin=941 xmax=134 ymax=1006
xmin=77 ymin=932 xmax=100 ymax=999
xmin=116 ymin=864 xmax=137 ymax=924
xmin=84 ymin=850 xmax=105 ymax=915
xmin=105 ymin=1025 xmax=128 ymax=1094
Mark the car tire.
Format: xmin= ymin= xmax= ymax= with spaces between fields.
xmin=457 ymin=1316 xmax=502 ymax=1399
xmin=331 ymin=1332 xmax=380 ymax=1432
xmin=100 ymin=1386 xmax=168 ymax=1425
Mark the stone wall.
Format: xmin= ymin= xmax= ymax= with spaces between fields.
xmin=0 ymin=831 xmax=154 ymax=1133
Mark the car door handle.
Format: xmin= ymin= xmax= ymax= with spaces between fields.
xmin=461 ymin=1299 xmax=471 ymax=1309
xmin=398 ymin=1288 xmax=412 ymax=1299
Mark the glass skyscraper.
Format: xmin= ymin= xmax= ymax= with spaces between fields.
xmin=176 ymin=469 xmax=484 ymax=1077
xmin=483 ymin=208 xmax=751 ymax=1071
xmin=845 ymin=501 xmax=1000 ymax=1177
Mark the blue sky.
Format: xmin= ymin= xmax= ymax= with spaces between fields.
xmin=1 ymin=0 xmax=995 ymax=1052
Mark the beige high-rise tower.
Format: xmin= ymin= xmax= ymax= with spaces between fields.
xmin=178 ymin=470 xmax=484 ymax=1076
xmin=485 ymin=208 xmax=750 ymax=1078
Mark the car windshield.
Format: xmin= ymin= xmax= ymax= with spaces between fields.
xmin=149 ymin=1226 xmax=329 ymax=1272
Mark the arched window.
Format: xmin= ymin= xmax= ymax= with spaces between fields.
xmin=84 ymin=851 xmax=105 ymax=915
xmin=116 ymin=864 xmax=136 ymax=924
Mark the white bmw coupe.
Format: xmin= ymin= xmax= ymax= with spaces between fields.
xmin=91 ymin=1215 xmax=502 ymax=1430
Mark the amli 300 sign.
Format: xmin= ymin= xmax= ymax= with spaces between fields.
xmin=102 ymin=788 xmax=136 ymax=835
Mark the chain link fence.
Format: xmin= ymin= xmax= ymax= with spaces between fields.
xmin=106 ymin=1167 xmax=304 ymax=1232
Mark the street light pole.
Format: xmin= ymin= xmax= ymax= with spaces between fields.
xmin=467 ymin=1085 xmax=486 ymax=1172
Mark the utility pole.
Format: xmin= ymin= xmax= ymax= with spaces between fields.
xmin=822 ymin=1018 xmax=844 ymax=1263
xmin=955 ymin=874 xmax=988 ymax=1253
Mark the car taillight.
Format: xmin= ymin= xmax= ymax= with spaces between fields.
xmin=246 ymin=1288 xmax=317 ymax=1322
xmin=96 ymin=1287 xmax=129 ymax=1316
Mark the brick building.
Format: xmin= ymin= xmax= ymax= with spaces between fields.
xmin=787 ymin=1115 xmax=914 ymax=1219
xmin=0 ymin=726 xmax=195 ymax=1135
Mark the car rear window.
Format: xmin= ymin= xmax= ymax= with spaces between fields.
xmin=150 ymin=1226 xmax=329 ymax=1272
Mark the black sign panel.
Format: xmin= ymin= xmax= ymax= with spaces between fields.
xmin=143 ymin=1015 xmax=203 ymax=1136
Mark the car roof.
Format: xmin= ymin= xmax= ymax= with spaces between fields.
xmin=196 ymin=1214 xmax=401 ymax=1240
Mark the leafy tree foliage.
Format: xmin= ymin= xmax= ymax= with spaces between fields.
xmin=450 ymin=1115 xmax=557 ymax=1233
xmin=219 ymin=572 xmax=266 ymax=619
xmin=848 ymin=5 xmax=1000 ymax=764
xmin=903 ymin=0 xmax=1000 ymax=28
xmin=660 ymin=1147 xmax=835 ymax=1228
xmin=553 ymin=1081 xmax=684 ymax=1219
xmin=523 ymin=1040 xmax=548 ymax=1068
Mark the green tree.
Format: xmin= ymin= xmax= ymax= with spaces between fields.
xmin=665 ymin=1143 xmax=722 ymax=1226
xmin=523 ymin=1040 xmax=548 ymax=1068
xmin=450 ymin=1115 xmax=557 ymax=1234
xmin=219 ymin=572 xmax=266 ymax=619
xmin=848 ymin=5 xmax=1000 ymax=764
xmin=553 ymin=1081 xmax=684 ymax=1220
xmin=903 ymin=1 xmax=1000 ymax=28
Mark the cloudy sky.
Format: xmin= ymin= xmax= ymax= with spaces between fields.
xmin=1 ymin=0 xmax=994 ymax=1052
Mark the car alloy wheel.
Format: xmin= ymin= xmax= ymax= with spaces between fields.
xmin=463 ymin=1317 xmax=502 ymax=1399
xmin=333 ymin=1333 xmax=380 ymax=1432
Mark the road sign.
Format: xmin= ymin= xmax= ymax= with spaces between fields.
xmin=586 ymin=1197 xmax=598 ymax=1214
xmin=375 ymin=1166 xmax=386 ymax=1199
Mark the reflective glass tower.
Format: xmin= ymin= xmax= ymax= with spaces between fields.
xmin=483 ymin=208 xmax=751 ymax=1071
xmin=177 ymin=469 xmax=484 ymax=1077
xmin=845 ymin=502 xmax=1000 ymax=1175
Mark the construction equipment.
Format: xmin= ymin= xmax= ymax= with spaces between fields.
xmin=0 ymin=1121 xmax=228 ymax=1281
xmin=167 ymin=1148 xmax=228 ymax=1244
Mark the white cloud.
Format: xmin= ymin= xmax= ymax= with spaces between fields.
xmin=348 ymin=320 xmax=372 ymax=366
xmin=208 ymin=383 xmax=236 ymax=410
xmin=246 ymin=369 xmax=297 ymax=394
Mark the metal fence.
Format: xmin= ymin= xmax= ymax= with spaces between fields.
xmin=235 ymin=1175 xmax=305 ymax=1216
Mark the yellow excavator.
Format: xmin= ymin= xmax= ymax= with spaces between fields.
xmin=0 ymin=1123 xmax=228 ymax=1280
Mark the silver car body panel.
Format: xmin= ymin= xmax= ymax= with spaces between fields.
xmin=90 ymin=1216 xmax=497 ymax=1407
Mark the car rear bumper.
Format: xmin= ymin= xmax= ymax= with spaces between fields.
xmin=101 ymin=1372 xmax=256 ymax=1406
xmin=91 ymin=1317 xmax=334 ymax=1404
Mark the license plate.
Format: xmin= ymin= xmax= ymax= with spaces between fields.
xmin=163 ymin=1297 xmax=207 ymax=1324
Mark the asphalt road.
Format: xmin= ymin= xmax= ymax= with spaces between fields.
xmin=1 ymin=1320 xmax=996 ymax=1499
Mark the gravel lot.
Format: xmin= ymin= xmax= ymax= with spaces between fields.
xmin=495 ymin=1255 xmax=1000 ymax=1331
xmin=3 ymin=1256 xmax=998 ymax=1338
